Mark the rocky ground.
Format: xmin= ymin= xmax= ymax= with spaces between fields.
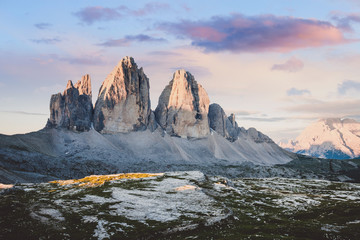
xmin=1 ymin=171 xmax=360 ymax=239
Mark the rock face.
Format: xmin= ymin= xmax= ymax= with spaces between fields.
xmin=208 ymin=104 xmax=238 ymax=141
xmin=155 ymin=69 xmax=210 ymax=138
xmin=93 ymin=57 xmax=151 ymax=133
xmin=46 ymin=74 xmax=93 ymax=131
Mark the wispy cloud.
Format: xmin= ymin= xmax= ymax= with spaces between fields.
xmin=98 ymin=34 xmax=166 ymax=47
xmin=284 ymin=99 xmax=360 ymax=116
xmin=338 ymin=80 xmax=360 ymax=95
xmin=237 ymin=116 xmax=287 ymax=122
xmin=169 ymin=65 xmax=211 ymax=77
xmin=148 ymin=51 xmax=182 ymax=56
xmin=1 ymin=110 xmax=47 ymax=116
xmin=160 ymin=14 xmax=353 ymax=53
xmin=272 ymin=57 xmax=304 ymax=72
xmin=34 ymin=22 xmax=52 ymax=30
xmin=130 ymin=2 xmax=169 ymax=16
xmin=287 ymin=88 xmax=311 ymax=96
xmin=74 ymin=6 xmax=123 ymax=25
xmin=331 ymin=12 xmax=360 ymax=31
xmin=30 ymin=38 xmax=61 ymax=44
xmin=33 ymin=54 xmax=106 ymax=65
xmin=74 ymin=3 xmax=169 ymax=25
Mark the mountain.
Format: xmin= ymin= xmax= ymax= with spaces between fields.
xmin=280 ymin=118 xmax=360 ymax=159
xmin=1 ymin=57 xmax=360 ymax=184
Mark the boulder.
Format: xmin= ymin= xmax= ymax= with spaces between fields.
xmin=155 ymin=69 xmax=210 ymax=138
xmin=46 ymin=74 xmax=93 ymax=131
xmin=93 ymin=56 xmax=151 ymax=133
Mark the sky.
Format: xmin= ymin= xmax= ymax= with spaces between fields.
xmin=1 ymin=0 xmax=360 ymax=142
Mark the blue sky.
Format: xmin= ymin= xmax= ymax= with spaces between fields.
xmin=1 ymin=0 xmax=360 ymax=142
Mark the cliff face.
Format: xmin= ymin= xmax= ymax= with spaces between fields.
xmin=93 ymin=57 xmax=151 ymax=133
xmin=46 ymin=74 xmax=93 ymax=131
xmin=208 ymin=104 xmax=240 ymax=141
xmin=155 ymin=69 xmax=210 ymax=138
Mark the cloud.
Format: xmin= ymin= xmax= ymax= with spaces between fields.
xmin=237 ymin=116 xmax=287 ymax=122
xmin=284 ymin=99 xmax=360 ymax=116
xmin=0 ymin=110 xmax=47 ymax=116
xmin=98 ymin=34 xmax=166 ymax=47
xmin=331 ymin=12 xmax=360 ymax=31
xmin=34 ymin=23 xmax=52 ymax=30
xmin=147 ymin=51 xmax=182 ymax=56
xmin=130 ymin=2 xmax=169 ymax=16
xmin=74 ymin=6 xmax=123 ymax=25
xmin=286 ymin=88 xmax=311 ymax=96
xmin=338 ymin=80 xmax=360 ymax=95
xmin=74 ymin=3 xmax=169 ymax=25
xmin=160 ymin=14 xmax=354 ymax=53
xmin=272 ymin=57 xmax=304 ymax=72
xmin=33 ymin=54 xmax=106 ymax=65
xmin=30 ymin=38 xmax=61 ymax=44
xmin=169 ymin=66 xmax=211 ymax=78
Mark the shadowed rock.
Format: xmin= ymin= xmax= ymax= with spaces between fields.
xmin=46 ymin=74 xmax=93 ymax=131
xmin=155 ymin=69 xmax=210 ymax=138
xmin=208 ymin=104 xmax=239 ymax=141
xmin=93 ymin=56 xmax=151 ymax=133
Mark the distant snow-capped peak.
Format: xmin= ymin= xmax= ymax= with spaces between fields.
xmin=279 ymin=118 xmax=360 ymax=159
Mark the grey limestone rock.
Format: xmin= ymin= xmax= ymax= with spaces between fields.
xmin=208 ymin=103 xmax=228 ymax=137
xmin=46 ymin=74 xmax=93 ymax=131
xmin=208 ymin=104 xmax=238 ymax=141
xmin=93 ymin=56 xmax=151 ymax=133
xmin=155 ymin=69 xmax=210 ymax=138
xmin=148 ymin=111 xmax=158 ymax=132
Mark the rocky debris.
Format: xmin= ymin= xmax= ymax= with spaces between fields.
xmin=93 ymin=56 xmax=151 ymax=133
xmin=155 ymin=69 xmax=210 ymax=138
xmin=46 ymin=74 xmax=93 ymax=131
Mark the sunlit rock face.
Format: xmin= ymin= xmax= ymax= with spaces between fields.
xmin=155 ymin=69 xmax=210 ymax=138
xmin=46 ymin=74 xmax=93 ymax=131
xmin=93 ymin=56 xmax=151 ymax=133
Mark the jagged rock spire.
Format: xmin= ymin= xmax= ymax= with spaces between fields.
xmin=93 ymin=56 xmax=151 ymax=133
xmin=46 ymin=75 xmax=93 ymax=131
xmin=155 ymin=69 xmax=210 ymax=138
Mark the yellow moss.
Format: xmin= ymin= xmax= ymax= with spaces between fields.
xmin=50 ymin=173 xmax=163 ymax=187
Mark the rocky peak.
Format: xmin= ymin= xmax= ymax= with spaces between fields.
xmin=74 ymin=74 xmax=92 ymax=97
xmin=93 ymin=56 xmax=151 ymax=133
xmin=208 ymin=104 xmax=239 ymax=141
xmin=280 ymin=118 xmax=360 ymax=159
xmin=65 ymin=80 xmax=74 ymax=91
xmin=46 ymin=75 xmax=93 ymax=131
xmin=228 ymin=113 xmax=238 ymax=129
xmin=155 ymin=69 xmax=210 ymax=138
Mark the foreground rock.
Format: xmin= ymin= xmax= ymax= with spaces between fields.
xmin=1 ymin=171 xmax=360 ymax=239
xmin=93 ymin=57 xmax=151 ymax=133
xmin=155 ymin=69 xmax=210 ymax=138
xmin=46 ymin=74 xmax=93 ymax=131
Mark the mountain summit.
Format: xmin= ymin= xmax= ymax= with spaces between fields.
xmin=280 ymin=118 xmax=360 ymax=159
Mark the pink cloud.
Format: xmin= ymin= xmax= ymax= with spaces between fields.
xmin=272 ymin=57 xmax=304 ymax=72
xmin=160 ymin=14 xmax=355 ymax=53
